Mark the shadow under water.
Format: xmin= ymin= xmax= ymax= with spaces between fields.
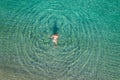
xmin=52 ymin=20 xmax=59 ymax=34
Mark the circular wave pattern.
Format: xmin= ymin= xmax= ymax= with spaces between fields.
xmin=10 ymin=1 xmax=104 ymax=79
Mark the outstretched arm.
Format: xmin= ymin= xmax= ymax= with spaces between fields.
xmin=48 ymin=35 xmax=53 ymax=38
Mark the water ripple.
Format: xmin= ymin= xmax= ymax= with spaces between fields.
xmin=5 ymin=1 xmax=115 ymax=79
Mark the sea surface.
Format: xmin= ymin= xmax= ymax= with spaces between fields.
xmin=0 ymin=0 xmax=120 ymax=80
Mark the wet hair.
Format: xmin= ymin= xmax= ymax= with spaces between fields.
xmin=54 ymin=32 xmax=57 ymax=34
xmin=53 ymin=33 xmax=58 ymax=35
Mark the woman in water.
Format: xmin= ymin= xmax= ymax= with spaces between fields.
xmin=50 ymin=33 xmax=58 ymax=47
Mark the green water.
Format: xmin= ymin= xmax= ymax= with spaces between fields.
xmin=0 ymin=0 xmax=120 ymax=80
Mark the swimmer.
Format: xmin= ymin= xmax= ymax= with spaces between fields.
xmin=50 ymin=33 xmax=58 ymax=47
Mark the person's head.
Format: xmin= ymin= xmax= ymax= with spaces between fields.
xmin=53 ymin=33 xmax=58 ymax=36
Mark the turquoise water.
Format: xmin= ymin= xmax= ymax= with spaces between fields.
xmin=0 ymin=0 xmax=120 ymax=80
